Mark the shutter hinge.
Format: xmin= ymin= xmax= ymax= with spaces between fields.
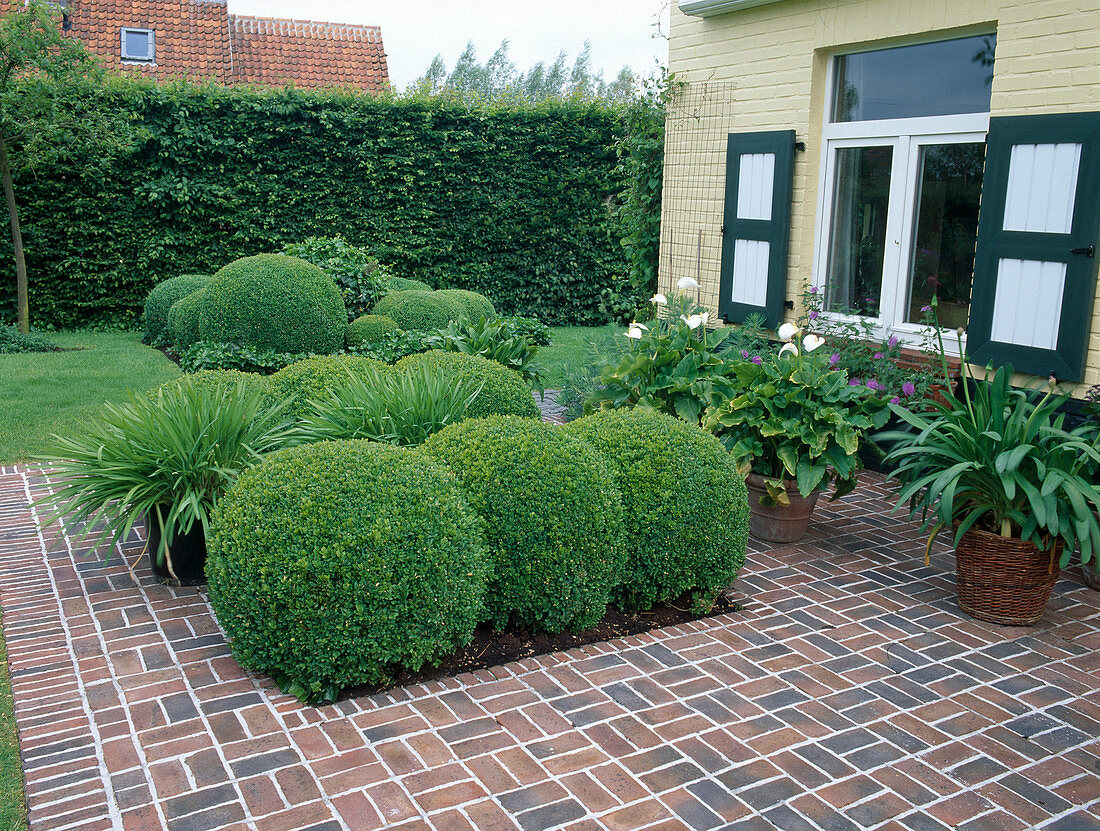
xmin=1070 ymin=245 xmax=1095 ymax=258
xmin=794 ymin=141 xmax=806 ymax=152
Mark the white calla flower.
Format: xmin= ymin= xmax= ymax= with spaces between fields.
xmin=677 ymin=276 xmax=701 ymax=290
xmin=681 ymin=314 xmax=703 ymax=330
xmin=633 ymin=322 xmax=649 ymax=330
xmin=778 ymin=342 xmax=799 ymax=358
xmin=650 ymin=293 xmax=668 ymax=305
xmin=777 ymin=323 xmax=801 ymax=342
xmin=699 ymin=312 xmax=710 ymax=326
xmin=803 ymin=334 xmax=826 ymax=352
xmin=625 ymin=326 xmax=643 ymax=339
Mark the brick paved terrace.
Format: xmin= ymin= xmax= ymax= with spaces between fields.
xmin=0 ymin=464 xmax=1098 ymax=831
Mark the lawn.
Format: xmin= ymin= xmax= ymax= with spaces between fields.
xmin=541 ymin=324 xmax=621 ymax=386
xmin=0 ymin=330 xmax=179 ymax=464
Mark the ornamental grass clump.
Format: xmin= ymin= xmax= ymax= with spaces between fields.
xmin=36 ymin=375 xmax=290 ymax=582
xmin=566 ymin=409 xmax=749 ymax=612
xmin=395 ymin=351 xmax=539 ymax=419
xmin=290 ymin=361 xmax=482 ymax=446
xmin=206 ymin=440 xmax=490 ymax=703
xmin=704 ymin=323 xmax=889 ymax=504
xmin=423 ymin=416 xmax=625 ymax=633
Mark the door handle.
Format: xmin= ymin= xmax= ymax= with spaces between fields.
xmin=1070 ymin=245 xmax=1095 ymax=258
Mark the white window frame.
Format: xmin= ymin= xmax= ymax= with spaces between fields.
xmin=120 ymin=28 xmax=155 ymax=63
xmin=810 ymin=46 xmax=993 ymax=355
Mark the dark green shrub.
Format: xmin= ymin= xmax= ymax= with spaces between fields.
xmin=266 ymin=354 xmax=389 ymax=422
xmin=206 ymin=440 xmax=490 ymax=702
xmin=151 ymin=369 xmax=270 ymax=402
xmin=566 ymin=409 xmax=749 ymax=612
xmin=436 ymin=289 xmax=495 ymax=321
xmin=179 ymin=342 xmax=308 ymax=375
xmin=386 ymin=276 xmax=433 ymax=293
xmin=371 ymin=290 xmax=463 ymax=332
xmin=347 ymin=314 xmax=399 ymax=347
xmin=422 ymin=416 xmax=624 ymax=632
xmin=0 ymin=325 xmax=59 ymax=353
xmin=200 ymin=254 xmax=346 ymax=354
xmin=395 ymin=351 xmax=538 ymax=419
xmin=281 ymin=236 xmax=386 ymax=319
xmin=143 ymin=274 xmax=210 ymax=344
xmin=168 ymin=289 xmax=206 ymax=349
xmin=501 ymin=315 xmax=552 ymax=346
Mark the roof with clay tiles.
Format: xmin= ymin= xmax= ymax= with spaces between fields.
xmin=228 ymin=14 xmax=388 ymax=91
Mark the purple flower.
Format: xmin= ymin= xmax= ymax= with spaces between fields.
xmin=829 ymin=352 xmax=840 ymax=368
xmin=809 ymin=310 xmax=819 ymax=320
xmin=751 ymin=356 xmax=763 ymax=365
xmin=849 ymin=378 xmax=862 ymax=386
xmin=887 ymin=336 xmax=898 ymax=347
xmin=902 ymin=381 xmax=916 ymax=397
xmin=808 ymin=286 xmax=818 ymax=294
xmin=920 ymin=305 xmax=932 ymax=312
xmin=891 ymin=396 xmax=901 ymax=405
xmin=740 ymin=349 xmax=749 ymax=359
xmin=866 ymin=379 xmax=882 ymax=391
xmin=873 ymin=352 xmax=885 ymax=360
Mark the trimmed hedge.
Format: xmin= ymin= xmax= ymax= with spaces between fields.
xmin=143 ymin=274 xmax=209 ymax=343
xmin=151 ymin=368 xmax=269 ymax=401
xmin=435 ymin=289 xmax=495 ymax=321
xmin=371 ymin=291 xmax=462 ymax=332
xmin=206 ymin=440 xmax=489 ymax=701
xmin=167 ymin=289 xmax=206 ymax=349
xmin=386 ymin=276 xmax=432 ymax=293
xmin=566 ymin=409 xmax=750 ymax=611
xmin=346 ymin=314 xmax=398 ymax=347
xmin=422 ymin=416 xmax=624 ymax=632
xmin=266 ymin=354 xmax=389 ymax=422
xmin=395 ymin=351 xmax=539 ymax=419
xmin=1 ymin=83 xmax=653 ymax=328
xmin=200 ymin=254 xmax=346 ymax=354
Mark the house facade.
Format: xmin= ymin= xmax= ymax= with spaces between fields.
xmin=661 ymin=0 xmax=1100 ymax=393
xmin=34 ymin=0 xmax=388 ymax=91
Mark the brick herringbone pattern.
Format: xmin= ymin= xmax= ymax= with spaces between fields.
xmin=1 ymin=466 xmax=1098 ymax=830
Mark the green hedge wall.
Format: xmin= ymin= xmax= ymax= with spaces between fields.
xmin=2 ymin=81 xmax=658 ymax=328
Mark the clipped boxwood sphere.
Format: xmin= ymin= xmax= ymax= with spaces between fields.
xmin=346 ymin=314 xmax=399 ymax=347
xmin=199 ymin=254 xmax=346 ymax=354
xmin=266 ymin=354 xmax=389 ymax=423
xmin=395 ymin=351 xmax=538 ymax=419
xmin=386 ymin=276 xmax=432 ymax=293
xmin=435 ymin=289 xmax=495 ymax=321
xmin=167 ymin=289 xmax=206 ymax=349
xmin=567 ymin=409 xmax=749 ymax=612
xmin=423 ymin=416 xmax=624 ymax=633
xmin=372 ymin=290 xmax=463 ymax=332
xmin=150 ymin=369 xmax=269 ymax=402
xmin=207 ymin=440 xmax=489 ymax=698
xmin=143 ymin=274 xmax=209 ymax=344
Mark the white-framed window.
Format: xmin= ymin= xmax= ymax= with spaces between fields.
xmin=120 ymin=28 xmax=155 ymax=63
xmin=811 ymin=34 xmax=996 ymax=350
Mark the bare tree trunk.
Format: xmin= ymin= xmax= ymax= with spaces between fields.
xmin=0 ymin=135 xmax=28 ymax=334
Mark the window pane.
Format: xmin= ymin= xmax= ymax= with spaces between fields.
xmin=833 ymin=35 xmax=995 ymax=122
xmin=825 ymin=146 xmax=892 ymax=318
xmin=123 ymin=30 xmax=151 ymax=59
xmin=906 ymin=143 xmax=985 ymax=327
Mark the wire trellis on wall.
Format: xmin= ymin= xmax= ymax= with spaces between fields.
xmin=658 ymin=81 xmax=737 ymax=312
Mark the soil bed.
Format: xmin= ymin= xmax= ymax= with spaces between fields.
xmin=346 ymin=591 xmax=743 ymax=699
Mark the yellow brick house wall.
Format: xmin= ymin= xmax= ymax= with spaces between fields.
xmin=661 ymin=0 xmax=1100 ymax=391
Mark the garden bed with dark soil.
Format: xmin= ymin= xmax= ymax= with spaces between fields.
xmin=346 ymin=591 xmax=743 ymax=699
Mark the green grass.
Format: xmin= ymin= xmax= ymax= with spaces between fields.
xmin=540 ymin=325 xmax=621 ymax=387
xmin=0 ymin=330 xmax=180 ymax=464
xmin=0 ymin=614 xmax=26 ymax=831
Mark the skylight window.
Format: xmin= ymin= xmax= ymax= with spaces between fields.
xmin=120 ymin=28 xmax=155 ymax=63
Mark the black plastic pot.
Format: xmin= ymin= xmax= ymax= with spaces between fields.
xmin=146 ymin=512 xmax=208 ymax=586
xmin=860 ymin=410 xmax=912 ymax=475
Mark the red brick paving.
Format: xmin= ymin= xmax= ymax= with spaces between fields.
xmin=1 ymin=464 xmax=1098 ymax=831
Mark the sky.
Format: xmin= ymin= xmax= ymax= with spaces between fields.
xmin=229 ymin=0 xmax=672 ymax=90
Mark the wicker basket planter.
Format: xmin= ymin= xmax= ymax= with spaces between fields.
xmin=954 ymin=527 xmax=1063 ymax=626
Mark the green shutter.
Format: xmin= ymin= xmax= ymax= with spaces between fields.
xmin=718 ymin=130 xmax=796 ymax=328
xmin=967 ymin=112 xmax=1100 ymax=382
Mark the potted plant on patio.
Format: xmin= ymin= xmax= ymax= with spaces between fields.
xmin=704 ymin=325 xmax=889 ymax=543
xmin=36 ymin=375 xmax=289 ymax=585
xmin=881 ymin=354 xmax=1100 ymax=625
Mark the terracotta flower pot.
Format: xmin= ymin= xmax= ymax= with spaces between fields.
xmin=954 ymin=527 xmax=1062 ymax=626
xmin=744 ymin=473 xmax=822 ymax=543
xmin=146 ymin=512 xmax=208 ymax=586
